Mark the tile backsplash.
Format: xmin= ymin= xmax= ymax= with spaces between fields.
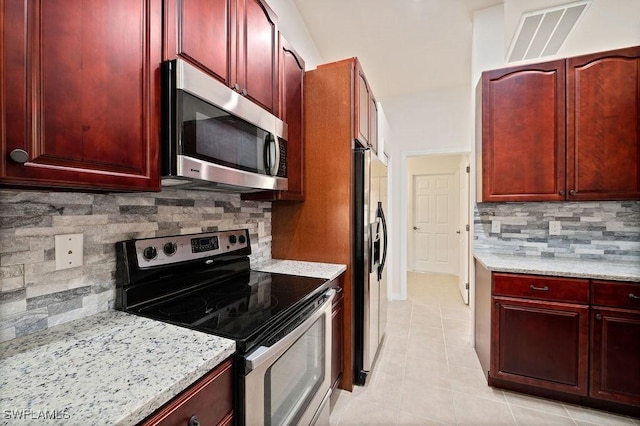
xmin=0 ymin=188 xmax=272 ymax=342
xmin=474 ymin=201 xmax=640 ymax=261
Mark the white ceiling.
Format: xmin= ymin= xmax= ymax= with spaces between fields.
xmin=292 ymin=0 xmax=502 ymax=100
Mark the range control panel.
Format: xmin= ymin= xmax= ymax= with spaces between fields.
xmin=134 ymin=229 xmax=250 ymax=268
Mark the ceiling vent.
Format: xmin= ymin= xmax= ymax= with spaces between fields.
xmin=507 ymin=1 xmax=591 ymax=63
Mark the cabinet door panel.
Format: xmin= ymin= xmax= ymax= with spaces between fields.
xmin=481 ymin=61 xmax=565 ymax=201
xmin=590 ymin=307 xmax=640 ymax=406
xmin=239 ymin=0 xmax=277 ymax=113
xmin=491 ymin=297 xmax=588 ymax=395
xmin=171 ymin=0 xmax=233 ymax=85
xmin=567 ymin=46 xmax=640 ymax=200
xmin=356 ymin=71 xmax=370 ymax=145
xmin=2 ymin=0 xmax=160 ymax=191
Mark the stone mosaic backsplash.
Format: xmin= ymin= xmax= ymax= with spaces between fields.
xmin=0 ymin=188 xmax=272 ymax=342
xmin=474 ymin=201 xmax=640 ymax=261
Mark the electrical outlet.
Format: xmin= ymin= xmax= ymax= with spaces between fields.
xmin=549 ymin=221 xmax=562 ymax=236
xmin=491 ymin=220 xmax=501 ymax=233
xmin=55 ymin=234 xmax=83 ymax=270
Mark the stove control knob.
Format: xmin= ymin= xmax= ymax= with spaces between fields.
xmin=142 ymin=246 xmax=157 ymax=260
xmin=163 ymin=242 xmax=177 ymax=256
xmin=229 ymin=235 xmax=237 ymax=245
xmin=238 ymin=234 xmax=246 ymax=244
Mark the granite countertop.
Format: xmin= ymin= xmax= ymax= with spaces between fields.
xmin=0 ymin=311 xmax=235 ymax=426
xmin=474 ymin=252 xmax=640 ymax=282
xmin=254 ymin=259 xmax=347 ymax=281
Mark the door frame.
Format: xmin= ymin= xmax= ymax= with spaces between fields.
xmin=399 ymin=148 xmax=471 ymax=301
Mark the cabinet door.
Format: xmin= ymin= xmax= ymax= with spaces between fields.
xmin=481 ymin=61 xmax=566 ymax=202
xmin=369 ymin=96 xmax=378 ymax=155
xmin=2 ymin=0 xmax=161 ymax=191
xmin=331 ymin=290 xmax=345 ymax=390
xmin=590 ymin=307 xmax=640 ymax=406
xmin=567 ymin=46 xmax=640 ymax=200
xmin=165 ymin=0 xmax=235 ymax=87
xmin=356 ymin=70 xmax=370 ymax=146
xmin=236 ymin=0 xmax=278 ymax=114
xmin=491 ymin=296 xmax=589 ymax=395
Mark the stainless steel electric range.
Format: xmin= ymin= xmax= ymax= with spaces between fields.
xmin=115 ymin=229 xmax=334 ymax=426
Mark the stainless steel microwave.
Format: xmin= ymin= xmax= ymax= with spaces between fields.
xmin=161 ymin=59 xmax=288 ymax=192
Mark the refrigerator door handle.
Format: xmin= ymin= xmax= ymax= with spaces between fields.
xmin=377 ymin=201 xmax=388 ymax=281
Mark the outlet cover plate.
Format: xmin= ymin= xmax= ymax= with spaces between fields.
xmin=549 ymin=221 xmax=562 ymax=236
xmin=55 ymin=234 xmax=83 ymax=270
xmin=491 ymin=220 xmax=501 ymax=233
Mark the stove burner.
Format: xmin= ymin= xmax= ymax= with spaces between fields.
xmin=158 ymin=298 xmax=207 ymax=323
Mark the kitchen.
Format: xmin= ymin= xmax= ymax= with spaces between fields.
xmin=1 ymin=0 xmax=639 ymax=425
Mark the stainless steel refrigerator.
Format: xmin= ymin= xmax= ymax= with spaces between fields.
xmin=354 ymin=144 xmax=388 ymax=386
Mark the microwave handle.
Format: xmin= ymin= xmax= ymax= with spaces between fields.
xmin=263 ymin=134 xmax=280 ymax=177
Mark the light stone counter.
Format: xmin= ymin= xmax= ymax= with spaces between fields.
xmin=254 ymin=259 xmax=347 ymax=281
xmin=0 ymin=311 xmax=235 ymax=426
xmin=474 ymin=252 xmax=640 ymax=282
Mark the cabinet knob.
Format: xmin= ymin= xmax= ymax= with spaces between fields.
xmin=559 ymin=190 xmax=565 ymax=196
xmin=242 ymin=88 xmax=247 ymax=96
xmin=595 ymin=314 xmax=602 ymax=320
xmin=9 ymin=149 xmax=29 ymax=164
xmin=188 ymin=415 xmax=200 ymax=426
xmin=233 ymin=83 xmax=240 ymax=92
xmin=569 ymin=189 xmax=576 ymax=195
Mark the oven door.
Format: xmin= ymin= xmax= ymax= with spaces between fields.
xmin=243 ymin=290 xmax=334 ymax=426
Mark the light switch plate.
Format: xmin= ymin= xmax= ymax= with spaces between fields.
xmin=491 ymin=220 xmax=501 ymax=233
xmin=55 ymin=234 xmax=83 ymax=270
xmin=549 ymin=221 xmax=562 ymax=236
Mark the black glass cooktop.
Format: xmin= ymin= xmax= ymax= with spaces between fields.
xmin=135 ymin=270 xmax=328 ymax=353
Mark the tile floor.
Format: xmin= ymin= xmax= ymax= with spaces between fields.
xmin=329 ymin=272 xmax=640 ymax=426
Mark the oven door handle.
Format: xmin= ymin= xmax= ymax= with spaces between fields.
xmin=245 ymin=289 xmax=335 ymax=372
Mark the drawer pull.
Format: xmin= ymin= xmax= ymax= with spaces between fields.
xmin=188 ymin=415 xmax=200 ymax=426
xmin=529 ymin=285 xmax=549 ymax=291
xmin=630 ymin=293 xmax=640 ymax=300
xmin=596 ymin=314 xmax=602 ymax=320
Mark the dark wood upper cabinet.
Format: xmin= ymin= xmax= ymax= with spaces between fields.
xmin=242 ymin=33 xmax=305 ymax=201
xmin=164 ymin=0 xmax=235 ymax=87
xmin=479 ymin=45 xmax=640 ymax=202
xmin=480 ymin=60 xmax=566 ymax=202
xmin=165 ymin=0 xmax=278 ymax=114
xmin=355 ymin=63 xmax=377 ymax=153
xmin=567 ymin=46 xmax=640 ymax=200
xmin=1 ymin=0 xmax=161 ymax=191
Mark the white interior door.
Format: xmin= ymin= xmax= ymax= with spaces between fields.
xmin=412 ymin=173 xmax=459 ymax=274
xmin=458 ymin=159 xmax=470 ymax=304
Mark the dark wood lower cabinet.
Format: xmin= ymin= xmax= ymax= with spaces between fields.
xmin=491 ymin=297 xmax=589 ymax=396
xmin=590 ymin=307 xmax=640 ymax=406
xmin=141 ymin=358 xmax=233 ymax=426
xmin=476 ymin=264 xmax=640 ymax=416
xmin=331 ymin=288 xmax=344 ymax=391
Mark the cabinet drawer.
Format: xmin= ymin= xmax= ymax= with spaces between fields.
xmin=142 ymin=358 xmax=233 ymax=426
xmin=493 ymin=273 xmax=589 ymax=304
xmin=592 ymin=280 xmax=640 ymax=310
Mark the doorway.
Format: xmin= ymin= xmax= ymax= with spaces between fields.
xmin=404 ymin=153 xmax=470 ymax=304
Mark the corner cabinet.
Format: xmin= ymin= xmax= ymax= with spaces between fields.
xmin=475 ymin=262 xmax=640 ymax=415
xmin=479 ymin=45 xmax=640 ymax=202
xmin=165 ymin=0 xmax=278 ymax=114
xmin=243 ymin=34 xmax=305 ymax=201
xmin=1 ymin=0 xmax=161 ymax=191
xmin=141 ymin=358 xmax=234 ymax=426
